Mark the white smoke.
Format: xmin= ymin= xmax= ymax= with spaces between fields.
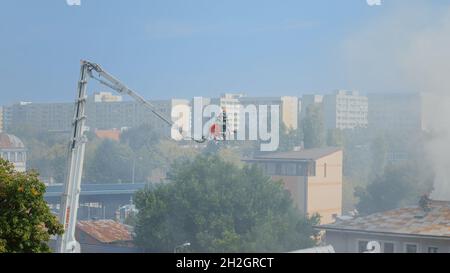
xmin=342 ymin=0 xmax=450 ymax=200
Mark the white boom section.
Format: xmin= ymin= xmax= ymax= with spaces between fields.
xmin=57 ymin=62 xmax=89 ymax=253
xmin=57 ymin=60 xmax=206 ymax=253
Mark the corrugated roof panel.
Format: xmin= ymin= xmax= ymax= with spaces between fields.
xmin=319 ymin=200 xmax=450 ymax=238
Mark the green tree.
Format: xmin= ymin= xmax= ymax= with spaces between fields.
xmin=278 ymin=123 xmax=303 ymax=152
xmin=302 ymin=104 xmax=325 ymax=149
xmin=120 ymin=123 xmax=163 ymax=152
xmin=84 ymin=139 xmax=134 ymax=183
xmin=0 ymin=159 xmax=63 ymax=253
xmin=134 ymin=155 xmax=319 ymax=253
xmin=370 ymin=135 xmax=387 ymax=178
xmin=327 ymin=129 xmax=344 ymax=147
xmin=355 ymin=162 xmax=434 ymax=215
xmin=7 ymin=125 xmax=69 ymax=184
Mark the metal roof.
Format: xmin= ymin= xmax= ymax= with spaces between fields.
xmin=246 ymin=147 xmax=342 ymax=162
xmin=77 ymin=220 xmax=133 ymax=243
xmin=318 ymin=200 xmax=450 ymax=238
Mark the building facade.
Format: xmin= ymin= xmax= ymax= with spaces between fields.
xmin=299 ymin=94 xmax=324 ymax=121
xmin=1 ymin=98 xmax=184 ymax=136
xmin=323 ymin=90 xmax=368 ymax=130
xmin=318 ymin=200 xmax=450 ymax=253
xmin=280 ymin=96 xmax=299 ymax=130
xmin=236 ymin=94 xmax=299 ymax=131
xmin=368 ymin=92 xmax=424 ymax=134
xmin=244 ymin=147 xmax=343 ymax=224
xmin=211 ymin=93 xmax=245 ymax=135
xmin=0 ymin=133 xmax=27 ymax=172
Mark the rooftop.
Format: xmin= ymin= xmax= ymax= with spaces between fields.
xmin=77 ymin=220 xmax=133 ymax=243
xmin=246 ymin=147 xmax=342 ymax=162
xmin=0 ymin=133 xmax=25 ymax=149
xmin=318 ymin=200 xmax=450 ymax=239
xmin=94 ymin=129 xmax=121 ymax=141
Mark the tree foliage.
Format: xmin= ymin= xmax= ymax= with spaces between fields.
xmin=327 ymin=129 xmax=344 ymax=147
xmin=355 ymin=162 xmax=434 ymax=215
xmin=0 ymin=159 xmax=63 ymax=253
xmin=301 ymin=104 xmax=325 ymax=149
xmin=278 ymin=123 xmax=303 ymax=152
xmin=85 ymin=139 xmax=134 ymax=184
xmin=134 ymin=155 xmax=319 ymax=253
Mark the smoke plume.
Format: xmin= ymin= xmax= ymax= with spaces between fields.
xmin=342 ymin=0 xmax=450 ymax=200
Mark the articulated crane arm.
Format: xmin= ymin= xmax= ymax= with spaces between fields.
xmin=57 ymin=60 xmax=205 ymax=253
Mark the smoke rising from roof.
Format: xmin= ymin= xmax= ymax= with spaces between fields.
xmin=342 ymin=0 xmax=450 ymax=200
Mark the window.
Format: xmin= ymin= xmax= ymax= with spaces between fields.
xmin=275 ymin=163 xmax=282 ymax=175
xmin=285 ymin=163 xmax=296 ymax=176
xmin=297 ymin=164 xmax=306 ymax=176
xmin=428 ymin=247 xmax=439 ymax=253
xmin=307 ymin=162 xmax=316 ymax=176
xmin=405 ymin=244 xmax=418 ymax=253
xmin=358 ymin=240 xmax=369 ymax=253
xmin=383 ymin=242 xmax=394 ymax=253
xmin=11 ymin=152 xmax=17 ymax=162
xmin=266 ymin=163 xmax=276 ymax=175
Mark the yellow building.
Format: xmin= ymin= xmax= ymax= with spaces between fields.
xmin=245 ymin=147 xmax=343 ymax=224
xmin=281 ymin=96 xmax=299 ymax=130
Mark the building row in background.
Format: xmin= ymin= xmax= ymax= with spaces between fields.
xmin=1 ymin=90 xmax=432 ymax=140
xmin=0 ymin=92 xmax=300 ymax=137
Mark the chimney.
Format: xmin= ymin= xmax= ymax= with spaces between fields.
xmin=419 ymin=194 xmax=431 ymax=212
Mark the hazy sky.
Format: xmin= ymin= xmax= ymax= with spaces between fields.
xmin=0 ymin=0 xmax=448 ymax=104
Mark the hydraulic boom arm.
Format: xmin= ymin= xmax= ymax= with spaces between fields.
xmin=57 ymin=60 xmax=205 ymax=253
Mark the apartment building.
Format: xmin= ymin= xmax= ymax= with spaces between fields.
xmin=323 ymin=90 xmax=368 ymax=130
xmin=368 ymin=92 xmax=424 ymax=133
xmin=1 ymin=97 xmax=186 ymax=137
xmin=244 ymin=147 xmax=343 ymax=224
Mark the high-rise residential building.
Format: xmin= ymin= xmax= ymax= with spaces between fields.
xmin=280 ymin=96 xmax=299 ymax=130
xmin=323 ymin=90 xmax=368 ymax=130
xmin=2 ymin=98 xmax=183 ymax=137
xmin=3 ymin=101 xmax=74 ymax=132
xmin=170 ymin=99 xmax=191 ymax=141
xmin=2 ymin=93 xmax=299 ymax=139
xmin=212 ymin=93 xmax=245 ymax=134
xmin=238 ymin=95 xmax=299 ymax=131
xmin=299 ymin=94 xmax=324 ymax=121
xmin=368 ymin=93 xmax=424 ymax=133
xmin=244 ymin=147 xmax=343 ymax=224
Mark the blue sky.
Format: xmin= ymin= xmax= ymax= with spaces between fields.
xmin=0 ymin=0 xmax=447 ymax=104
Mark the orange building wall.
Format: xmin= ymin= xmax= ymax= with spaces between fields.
xmin=307 ymin=151 xmax=343 ymax=224
xmin=269 ymin=150 xmax=343 ymax=225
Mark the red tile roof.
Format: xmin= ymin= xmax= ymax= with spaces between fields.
xmin=94 ymin=129 xmax=121 ymax=141
xmin=77 ymin=220 xmax=133 ymax=243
